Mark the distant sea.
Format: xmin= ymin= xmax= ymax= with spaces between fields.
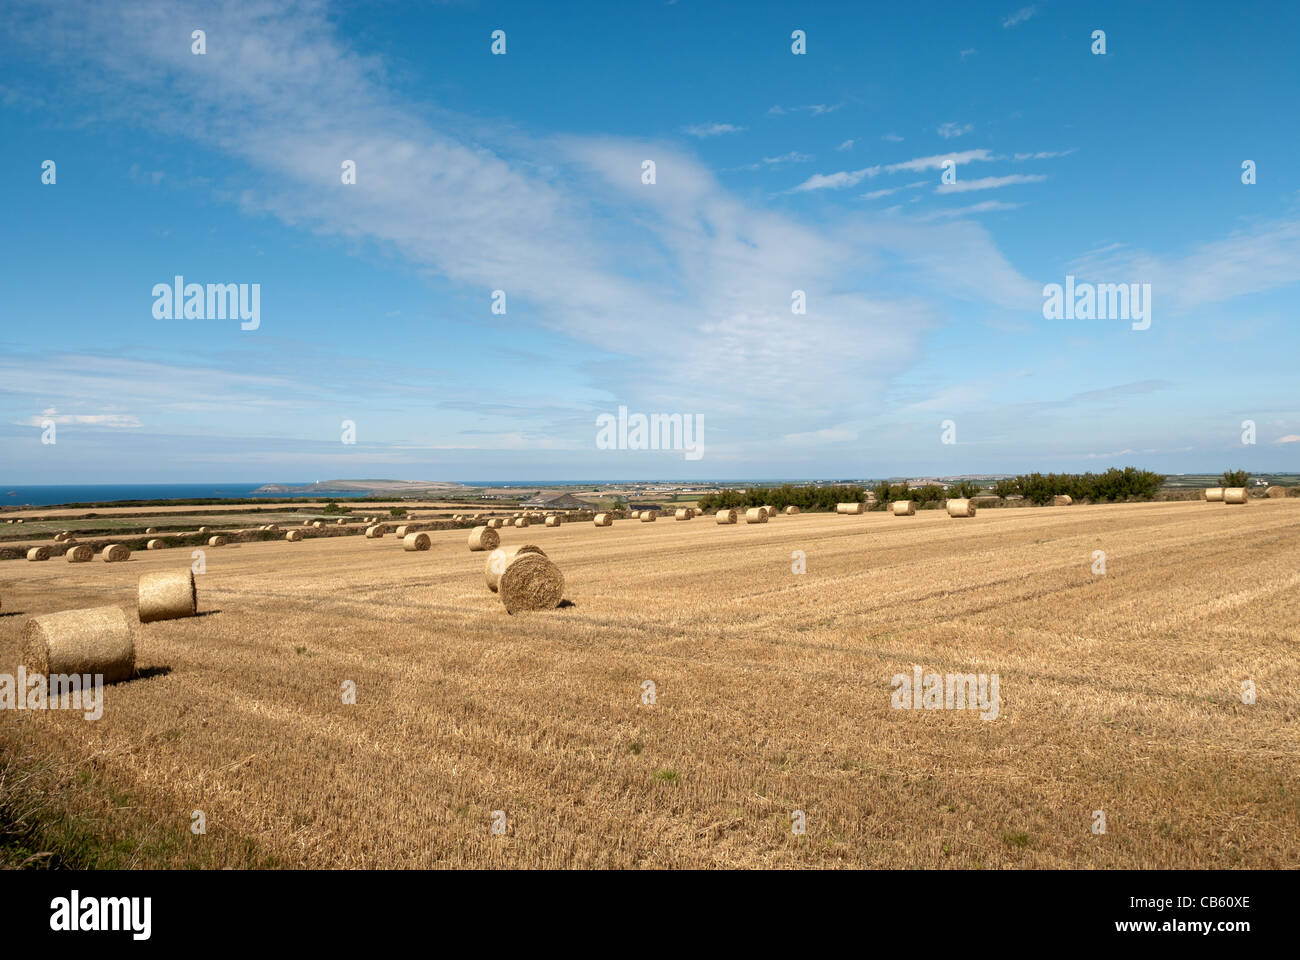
xmin=0 ymin=484 xmax=377 ymax=507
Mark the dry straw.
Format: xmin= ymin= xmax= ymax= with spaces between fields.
xmin=744 ymin=507 xmax=768 ymax=524
xmin=945 ymin=498 xmax=977 ymax=518
xmin=1224 ymin=487 xmax=1248 ymax=505
xmin=23 ymin=605 xmax=134 ymax=684
xmin=593 ymin=513 xmax=613 ymax=526
xmin=1053 ymin=495 xmax=1073 ymax=506
xmin=836 ymin=502 xmax=865 ymax=515
xmin=715 ymin=509 xmax=737 ymax=524
xmin=1266 ymin=486 xmax=1287 ymax=498
xmin=639 ymin=511 xmax=657 ymax=522
xmin=102 ymin=544 xmax=131 ymax=562
xmin=545 ymin=515 xmax=562 ymax=527
xmin=485 ymin=544 xmax=546 ymax=592
xmin=207 ymin=535 xmax=227 ymax=547
xmin=674 ymin=509 xmax=691 ymax=521
xmin=498 ymin=553 xmax=565 ymax=614
xmin=365 ymin=526 xmax=385 ymax=539
xmin=892 ymin=500 xmax=916 ymax=516
xmin=286 ymin=530 xmax=303 ymax=542
xmin=784 ymin=505 xmax=800 ymax=515
xmin=1205 ymin=487 xmax=1224 ymax=502
xmin=65 ymin=544 xmax=93 ymax=563
xmin=138 ymin=570 xmax=197 ymax=623
xmin=514 ymin=518 xmax=530 ymax=528
xmin=403 ymin=532 xmax=432 ymax=551
xmin=468 ymin=526 xmax=501 ymax=551
xmin=147 ymin=539 xmax=164 ymax=550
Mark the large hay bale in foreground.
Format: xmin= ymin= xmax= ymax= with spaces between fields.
xmin=1224 ymin=487 xmax=1248 ymax=505
xmin=945 ymin=498 xmax=976 ymax=518
xmin=65 ymin=544 xmax=93 ymax=563
xmin=23 ymin=606 xmax=134 ymax=684
xmin=545 ymin=515 xmax=562 ymax=527
xmin=1205 ymin=487 xmax=1224 ymax=502
xmin=892 ymin=500 xmax=916 ymax=517
xmin=138 ymin=570 xmax=197 ymax=623
xmin=744 ymin=507 xmax=768 ymax=524
xmin=639 ymin=511 xmax=657 ymax=522
xmin=146 ymin=539 xmax=164 ymax=550
xmin=716 ymin=509 xmax=737 ymax=524
xmin=1266 ymin=486 xmax=1287 ymax=498
xmin=593 ymin=513 xmax=613 ymax=526
xmin=835 ymin=502 xmax=864 ymax=515
xmin=498 ymin=553 xmax=564 ymax=614
xmin=285 ymin=530 xmax=303 ymax=542
xmin=102 ymin=544 xmax=131 ymax=562
xmin=403 ymin=532 xmax=432 ymax=551
xmin=468 ymin=526 xmax=501 ymax=551
xmin=365 ymin=525 xmax=385 ymax=539
xmin=674 ymin=509 xmax=691 ymax=521
xmin=485 ymin=544 xmax=546 ymax=592
xmin=207 ymin=535 xmax=227 ymax=547
xmin=784 ymin=505 xmax=800 ymax=515
xmin=1053 ymin=495 xmax=1072 ymax=506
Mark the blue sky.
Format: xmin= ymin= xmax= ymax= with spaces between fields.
xmin=2 ymin=0 xmax=1298 ymax=483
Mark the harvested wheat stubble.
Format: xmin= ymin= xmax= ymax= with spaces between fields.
xmin=946 ymin=498 xmax=977 ymax=518
xmin=403 ymin=532 xmax=432 ymax=552
xmin=674 ymin=509 xmax=691 ymax=521
xmin=593 ymin=513 xmax=613 ymax=527
xmin=715 ymin=509 xmax=737 ymax=524
xmin=65 ymin=544 xmax=93 ymax=563
xmin=1205 ymin=487 xmax=1225 ymax=502
xmin=22 ymin=605 xmax=134 ymax=685
xmin=514 ymin=518 xmax=529 ymax=528
xmin=784 ymin=505 xmax=800 ymax=515
xmin=545 ymin=515 xmax=562 ymax=527
xmin=1224 ymin=487 xmax=1248 ymax=505
xmin=497 ymin=552 xmax=565 ymax=614
xmin=285 ymin=530 xmax=303 ymax=542
xmin=102 ymin=544 xmax=131 ymax=562
xmin=365 ymin=526 xmax=385 ymax=539
xmin=146 ymin=539 xmax=164 ymax=550
xmin=639 ymin=511 xmax=657 ymax=522
xmin=744 ymin=507 xmax=769 ymax=524
xmin=1053 ymin=495 xmax=1073 ymax=506
xmin=468 ymin=526 xmax=500 ymax=552
xmin=892 ymin=500 xmax=916 ymax=516
xmin=138 ymin=569 xmax=197 ymax=623
xmin=835 ymin=502 xmax=865 ymax=515
xmin=484 ymin=544 xmax=547 ymax=592
xmin=1266 ymin=486 xmax=1287 ymax=498
xmin=208 ymin=536 xmax=227 ymax=547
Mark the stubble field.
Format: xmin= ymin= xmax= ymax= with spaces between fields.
xmin=2 ymin=499 xmax=1297 ymax=868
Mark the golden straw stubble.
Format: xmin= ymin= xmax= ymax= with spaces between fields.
xmin=23 ymin=606 xmax=135 ymax=684
xmin=138 ymin=569 xmax=198 ymax=623
xmin=497 ymin=553 xmax=565 ymax=614
xmin=484 ymin=544 xmax=545 ymax=593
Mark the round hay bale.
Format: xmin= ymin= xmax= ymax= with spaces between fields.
xmin=53 ymin=532 xmax=68 ymax=542
xmin=468 ymin=526 xmax=501 ymax=551
xmin=744 ymin=507 xmax=768 ymax=524
xmin=639 ymin=511 xmax=657 ymax=522
xmin=1053 ymin=495 xmax=1073 ymax=506
xmin=497 ymin=553 xmax=564 ymax=614
xmin=514 ymin=517 xmax=530 ymax=528
xmin=285 ymin=530 xmax=303 ymax=542
xmin=545 ymin=515 xmax=561 ymax=527
xmin=336 ymin=518 xmax=346 ymax=525
xmin=264 ymin=523 xmax=280 ymax=532
xmin=784 ymin=505 xmax=800 ymax=515
xmin=1224 ymin=487 xmax=1248 ymax=505
xmin=484 ymin=544 xmax=546 ymax=592
xmin=198 ymin=526 xmax=211 ymax=534
xmin=715 ymin=509 xmax=737 ymax=524
xmin=145 ymin=527 xmax=158 ymax=535
xmin=22 ymin=606 xmax=134 ymax=684
xmin=207 ymin=535 xmax=227 ymax=547
xmin=835 ymin=502 xmax=865 ymax=515
xmin=945 ymin=498 xmax=976 ymax=518
xmin=138 ymin=570 xmax=197 ymax=623
xmin=761 ymin=506 xmax=777 ymax=519
xmin=102 ymin=544 xmax=131 ymax=562
xmin=593 ymin=513 xmax=613 ymax=526
xmin=365 ymin=525 xmax=385 ymax=539
xmin=1205 ymin=487 xmax=1224 ymax=502
xmin=15 ymin=519 xmax=24 ymax=524
xmin=674 ymin=508 xmax=692 ymax=521
xmin=1266 ymin=486 xmax=1286 ymax=499
xmin=147 ymin=539 xmax=165 ymax=550
xmin=65 ymin=544 xmax=93 ymax=563
xmin=62 ymin=537 xmax=78 ymax=546
xmin=892 ymin=500 xmax=916 ymax=517
xmin=394 ymin=525 xmax=411 ymax=538
xmin=403 ymin=532 xmax=432 ymax=551
xmin=312 ymin=520 xmax=324 ymax=529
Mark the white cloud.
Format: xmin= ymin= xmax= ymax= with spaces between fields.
xmin=918 ymin=200 xmax=1023 ymax=221
xmin=936 ymin=173 xmax=1047 ymax=194
xmin=22 ymin=407 xmax=141 ymax=428
xmin=794 ymin=150 xmax=995 ymax=192
xmin=883 ymin=132 xmax=904 ymax=142
xmin=937 ymin=121 xmax=974 ymax=139
xmin=837 ymin=139 xmax=855 ymax=151
xmin=960 ymin=48 xmax=977 ymax=59
xmin=1276 ymin=435 xmax=1300 ymax=444
xmin=683 ymin=122 xmax=744 ymax=138
xmin=1013 ymin=149 xmax=1076 ymax=161
xmin=1002 ymin=6 xmax=1037 ymax=28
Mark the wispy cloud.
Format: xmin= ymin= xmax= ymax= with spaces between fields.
xmin=769 ymin=103 xmax=842 ymax=117
xmin=1277 ymin=435 xmax=1300 ymax=444
xmin=1013 ymin=149 xmax=1076 ymax=161
xmin=917 ymin=200 xmax=1023 ymax=220
xmin=937 ymin=121 xmax=974 ymax=139
xmin=883 ymin=132 xmax=904 ymax=142
xmin=21 ymin=407 xmax=142 ymax=428
xmin=837 ymin=139 xmax=855 ymax=151
xmin=683 ymin=122 xmax=744 ymax=138
xmin=936 ymin=173 xmax=1046 ymax=194
xmin=794 ymin=149 xmax=996 ymax=192
xmin=1002 ymin=6 xmax=1037 ymax=28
